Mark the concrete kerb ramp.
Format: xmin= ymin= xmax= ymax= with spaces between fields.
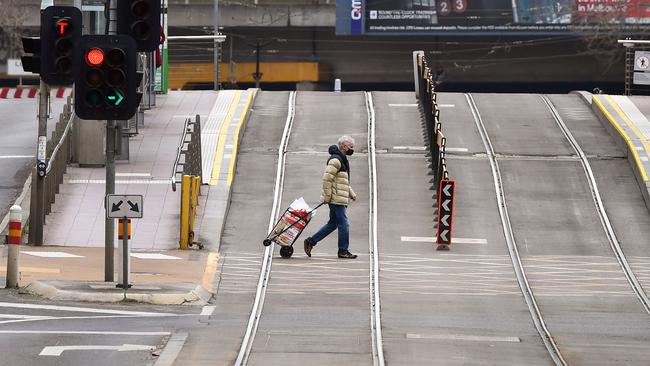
xmin=590 ymin=94 xmax=650 ymax=214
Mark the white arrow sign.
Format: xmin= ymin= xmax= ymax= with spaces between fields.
xmin=440 ymin=214 xmax=450 ymax=227
xmin=442 ymin=183 xmax=453 ymax=196
xmin=439 ymin=230 xmax=449 ymax=242
xmin=40 ymin=344 xmax=154 ymax=356
xmin=442 ymin=199 xmax=451 ymax=211
xmin=106 ymin=194 xmax=144 ymax=219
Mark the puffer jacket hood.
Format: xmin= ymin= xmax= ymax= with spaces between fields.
xmin=328 ymin=144 xmax=339 ymax=155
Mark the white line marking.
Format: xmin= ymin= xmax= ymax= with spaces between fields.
xmin=22 ymin=252 xmax=84 ymax=258
xmin=40 ymin=344 xmax=155 ymax=356
xmin=401 ymin=236 xmax=488 ymax=245
xmin=0 ymin=302 xmax=175 ymax=316
xmin=130 ymin=253 xmax=182 ymax=260
xmin=445 ymin=147 xmax=469 ymax=153
xmin=0 ymin=155 xmax=34 ymax=159
xmin=154 ymin=333 xmax=189 ymax=366
xmin=406 ymin=333 xmax=520 ymax=342
xmin=388 ymin=103 xmax=417 ymax=107
xmin=200 ymin=306 xmax=216 ymax=316
xmin=393 ymin=146 xmax=426 ymax=151
xmin=0 ymin=330 xmax=170 ymax=335
xmin=439 ymin=104 xmax=455 ymax=108
xmin=65 ymin=179 xmax=170 ymax=185
xmin=116 ymin=173 xmax=151 ymax=177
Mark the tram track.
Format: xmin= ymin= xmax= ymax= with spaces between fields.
xmin=541 ymin=95 xmax=650 ymax=315
xmin=465 ymin=93 xmax=568 ymax=366
xmin=234 ymin=91 xmax=384 ymax=365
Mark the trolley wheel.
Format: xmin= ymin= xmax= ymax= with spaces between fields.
xmin=263 ymin=239 xmax=272 ymax=247
xmin=280 ymin=246 xmax=293 ymax=258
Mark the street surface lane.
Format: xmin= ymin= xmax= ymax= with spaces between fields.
xmin=375 ymin=92 xmax=552 ymax=365
xmin=472 ymin=93 xmax=650 ymax=365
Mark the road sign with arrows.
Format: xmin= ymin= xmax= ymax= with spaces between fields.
xmin=106 ymin=194 xmax=143 ymax=219
xmin=436 ymin=179 xmax=456 ymax=246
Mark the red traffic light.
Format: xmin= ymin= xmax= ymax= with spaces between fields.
xmin=56 ymin=19 xmax=71 ymax=35
xmin=85 ymin=48 xmax=105 ymax=66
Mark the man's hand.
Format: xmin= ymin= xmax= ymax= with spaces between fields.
xmin=351 ymin=194 xmax=357 ymax=202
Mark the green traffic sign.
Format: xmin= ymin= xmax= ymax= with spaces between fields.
xmin=107 ymin=89 xmax=124 ymax=106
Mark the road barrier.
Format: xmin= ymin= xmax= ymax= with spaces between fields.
xmin=172 ymin=114 xmax=203 ymax=250
xmin=414 ymin=51 xmax=455 ymax=250
xmin=6 ymin=205 xmax=21 ymax=288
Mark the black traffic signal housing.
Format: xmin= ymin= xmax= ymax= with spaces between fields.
xmin=21 ymin=37 xmax=41 ymax=74
xmin=75 ymin=35 xmax=138 ymax=120
xmin=117 ymin=0 xmax=161 ymax=52
xmin=40 ymin=6 xmax=82 ymax=85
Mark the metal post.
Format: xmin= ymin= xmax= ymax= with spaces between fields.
xmin=6 ymin=205 xmax=22 ymax=288
xmin=254 ymin=40 xmax=261 ymax=88
xmin=32 ymin=80 xmax=49 ymax=246
xmin=105 ymin=0 xmax=117 ymax=282
xmin=122 ymin=218 xmax=129 ymax=291
xmin=213 ymin=0 xmax=219 ymax=90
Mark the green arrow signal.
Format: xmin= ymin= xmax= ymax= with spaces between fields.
xmin=107 ymin=89 xmax=124 ymax=106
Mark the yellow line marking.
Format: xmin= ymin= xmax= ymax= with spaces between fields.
xmin=605 ymin=95 xmax=650 ymax=158
xmin=201 ymin=252 xmax=220 ymax=292
xmin=227 ymin=91 xmax=254 ymax=186
xmin=210 ymin=90 xmax=243 ymax=185
xmin=593 ymin=96 xmax=648 ymax=182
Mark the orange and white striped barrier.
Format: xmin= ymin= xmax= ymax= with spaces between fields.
xmin=0 ymin=87 xmax=71 ymax=99
xmin=6 ymin=205 xmax=21 ymax=288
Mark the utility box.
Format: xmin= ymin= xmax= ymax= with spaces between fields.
xmin=73 ymin=117 xmax=106 ymax=167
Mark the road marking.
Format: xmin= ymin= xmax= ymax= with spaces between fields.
xmin=116 ymin=173 xmax=151 ymax=177
xmin=227 ymin=91 xmax=254 ymax=186
xmin=210 ymin=90 xmax=242 ymax=185
xmin=154 ymin=333 xmax=188 ymax=366
xmin=406 ymin=333 xmax=520 ymax=342
xmin=200 ymin=306 xmax=216 ymax=316
xmin=0 ymin=330 xmax=170 ymax=335
xmin=130 ymin=253 xmax=181 ymax=260
xmin=445 ymin=147 xmax=469 ymax=153
xmin=65 ymin=179 xmax=171 ymax=185
xmin=22 ymin=251 xmax=84 ymax=258
xmin=0 ymin=302 xmax=175 ymax=316
xmin=401 ymin=236 xmax=488 ymax=245
xmin=393 ymin=146 xmax=426 ymax=151
xmin=388 ymin=103 xmax=417 ymax=107
xmin=439 ymin=104 xmax=455 ymax=108
xmin=201 ymin=252 xmax=220 ymax=293
xmin=40 ymin=344 xmax=155 ymax=356
xmin=0 ymin=155 xmax=34 ymax=159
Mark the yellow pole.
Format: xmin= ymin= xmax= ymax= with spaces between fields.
xmin=180 ymin=175 xmax=191 ymax=249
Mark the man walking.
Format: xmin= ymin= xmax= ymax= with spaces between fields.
xmin=304 ymin=135 xmax=358 ymax=259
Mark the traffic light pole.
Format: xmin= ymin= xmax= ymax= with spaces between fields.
xmin=213 ymin=0 xmax=219 ymax=91
xmin=105 ymin=0 xmax=118 ymax=282
xmin=32 ymin=80 xmax=49 ymax=246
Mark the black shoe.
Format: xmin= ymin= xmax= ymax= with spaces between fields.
xmin=338 ymin=251 xmax=357 ymax=259
xmin=304 ymin=239 xmax=314 ymax=257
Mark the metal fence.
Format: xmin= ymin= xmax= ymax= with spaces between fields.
xmin=171 ymin=114 xmax=202 ymax=192
xmin=30 ymin=95 xmax=75 ymax=221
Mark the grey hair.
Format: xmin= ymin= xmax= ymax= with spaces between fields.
xmin=337 ymin=135 xmax=355 ymax=149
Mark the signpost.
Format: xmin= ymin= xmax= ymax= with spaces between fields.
xmin=436 ymin=179 xmax=456 ymax=250
xmin=106 ymin=194 xmax=143 ymax=291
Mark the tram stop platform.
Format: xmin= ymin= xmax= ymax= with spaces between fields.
xmin=4 ymin=89 xmax=256 ymax=304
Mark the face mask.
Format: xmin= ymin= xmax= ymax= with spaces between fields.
xmin=347 ymin=149 xmax=354 ymax=156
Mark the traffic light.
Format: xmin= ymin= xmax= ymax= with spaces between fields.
xmin=75 ymin=35 xmax=138 ymax=120
xmin=40 ymin=6 xmax=82 ymax=85
xmin=117 ymin=0 xmax=161 ymax=52
xmin=21 ymin=37 xmax=41 ymax=74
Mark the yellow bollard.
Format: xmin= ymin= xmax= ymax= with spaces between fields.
xmin=179 ymin=175 xmax=191 ymax=250
xmin=188 ymin=176 xmax=201 ymax=243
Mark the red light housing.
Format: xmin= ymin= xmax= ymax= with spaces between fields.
xmin=85 ymin=48 xmax=105 ymax=66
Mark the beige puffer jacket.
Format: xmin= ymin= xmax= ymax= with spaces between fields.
xmin=320 ymin=157 xmax=356 ymax=206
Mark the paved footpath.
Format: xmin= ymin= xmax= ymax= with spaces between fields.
xmin=1 ymin=89 xmax=255 ymax=304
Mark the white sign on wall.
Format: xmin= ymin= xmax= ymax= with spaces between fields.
xmin=7 ymin=59 xmax=31 ymax=76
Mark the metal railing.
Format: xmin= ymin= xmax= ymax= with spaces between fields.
xmin=31 ymin=95 xmax=75 ymax=220
xmin=171 ymin=114 xmax=202 ymax=191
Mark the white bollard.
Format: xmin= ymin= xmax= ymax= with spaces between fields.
xmin=6 ymin=205 xmax=22 ymax=288
xmin=334 ymin=78 xmax=341 ymax=92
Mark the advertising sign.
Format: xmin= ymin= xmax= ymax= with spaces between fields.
xmin=336 ymin=0 xmax=650 ymax=35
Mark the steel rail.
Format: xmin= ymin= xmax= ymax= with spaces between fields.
xmin=465 ymin=93 xmax=567 ymax=366
xmin=364 ymin=91 xmax=385 ymax=366
xmin=234 ymin=91 xmax=297 ymax=366
xmin=542 ymin=95 xmax=650 ymax=315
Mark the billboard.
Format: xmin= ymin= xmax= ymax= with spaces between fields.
xmin=335 ymin=0 xmax=650 ymax=35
